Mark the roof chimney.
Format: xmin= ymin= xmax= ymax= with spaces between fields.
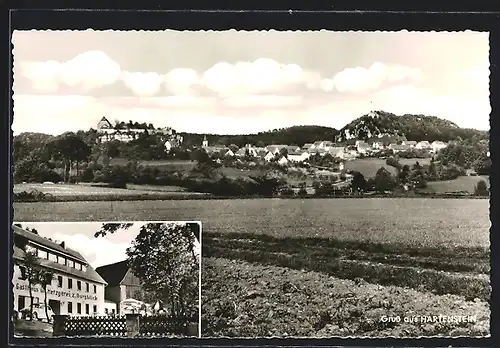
xmin=60 ymin=241 xmax=65 ymax=249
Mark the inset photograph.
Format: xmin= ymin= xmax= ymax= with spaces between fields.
xmin=11 ymin=221 xmax=201 ymax=338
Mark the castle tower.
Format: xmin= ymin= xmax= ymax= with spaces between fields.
xmin=202 ymin=135 xmax=208 ymax=148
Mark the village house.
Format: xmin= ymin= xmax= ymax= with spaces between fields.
xmin=327 ymin=147 xmax=346 ymax=159
xmin=287 ymin=151 xmax=310 ymax=163
xmin=220 ymin=148 xmax=235 ymax=157
xmin=356 ymin=141 xmax=371 ymax=154
xmin=12 ymin=225 xmax=110 ymax=317
xmin=263 ymin=151 xmax=275 ymax=162
xmin=277 ymin=156 xmax=289 ymax=166
xmin=234 ymin=148 xmax=248 ymax=157
xmin=388 ymin=144 xmax=411 ymax=153
xmin=431 ymin=140 xmax=448 ymax=153
xmin=95 ymin=260 xmax=150 ymax=316
xmin=416 ymin=141 xmax=432 ymax=150
xmin=266 ymin=145 xmax=289 ymax=155
xmin=302 ymin=143 xmax=313 ymax=151
xmin=203 ymin=146 xmax=229 ymax=155
xmin=371 ymin=141 xmax=384 ymax=150
xmin=402 ymin=140 xmax=417 ymax=147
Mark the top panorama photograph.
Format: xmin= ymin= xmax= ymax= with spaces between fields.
xmin=12 ymin=30 xmax=490 ymax=338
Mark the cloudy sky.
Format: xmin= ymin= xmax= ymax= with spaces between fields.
xmin=12 ymin=30 xmax=490 ymax=136
xmin=19 ymin=222 xmax=201 ymax=269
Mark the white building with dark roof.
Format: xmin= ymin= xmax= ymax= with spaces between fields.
xmin=12 ymin=225 xmax=108 ymax=317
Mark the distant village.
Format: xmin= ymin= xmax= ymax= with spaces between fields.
xmin=95 ymin=116 xmax=449 ymax=169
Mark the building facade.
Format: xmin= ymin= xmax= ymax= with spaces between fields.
xmin=96 ymin=260 xmax=148 ymax=315
xmin=12 ymin=225 xmax=107 ymax=316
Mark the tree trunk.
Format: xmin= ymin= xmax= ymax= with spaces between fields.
xmin=28 ymin=284 xmax=34 ymax=320
xmin=76 ymin=161 xmax=79 ymax=177
xmin=44 ymin=286 xmax=49 ymax=322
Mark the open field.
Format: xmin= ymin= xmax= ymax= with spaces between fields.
xmin=344 ymin=158 xmax=431 ymax=178
xmin=14 ymin=183 xmax=187 ymax=196
xmin=109 ymin=158 xmax=197 ymax=171
xmin=424 ymin=176 xmax=489 ymax=194
xmin=220 ymin=167 xmax=266 ymax=179
xmin=14 ymin=198 xmax=489 ymax=248
xmin=202 ymin=258 xmax=490 ymax=337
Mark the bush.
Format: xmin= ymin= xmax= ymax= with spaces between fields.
xmin=80 ymin=167 xmax=95 ymax=182
xmin=474 ymin=179 xmax=489 ymax=196
xmin=106 ymin=166 xmax=130 ymax=189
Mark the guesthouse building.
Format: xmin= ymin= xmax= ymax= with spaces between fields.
xmin=12 ymin=225 xmax=107 ymax=316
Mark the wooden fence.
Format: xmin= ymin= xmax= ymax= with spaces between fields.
xmin=53 ymin=314 xmax=198 ymax=338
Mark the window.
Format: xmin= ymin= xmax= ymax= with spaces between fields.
xmin=77 ymin=263 xmax=83 ymax=271
xmin=85 ymin=304 xmax=89 ymax=315
xmin=105 ymin=308 xmax=108 ymax=314
xmin=82 ymin=265 xmax=87 ymax=272
xmin=86 ymin=283 xmax=89 ymax=292
xmin=77 ymin=281 xmax=81 ymax=291
xmin=93 ymin=285 xmax=97 ymax=294
xmin=93 ymin=305 xmax=97 ymax=314
xmin=68 ymin=260 xmax=75 ymax=268
xmin=68 ymin=302 xmax=73 ymax=313
xmin=57 ymin=276 xmax=63 ymax=288
xmin=57 ymin=256 xmax=66 ymax=265
xmin=18 ymin=266 xmax=27 ymax=280
xmin=26 ymin=245 xmax=36 ymax=253
xmin=68 ymin=278 xmax=73 ymax=289
xmin=77 ymin=303 xmax=82 ymax=314
xmin=49 ymin=253 xmax=57 ymax=262
xmin=37 ymin=249 xmax=48 ymax=259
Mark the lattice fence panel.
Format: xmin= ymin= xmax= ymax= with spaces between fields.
xmin=138 ymin=316 xmax=189 ymax=337
xmin=64 ymin=316 xmax=127 ymax=337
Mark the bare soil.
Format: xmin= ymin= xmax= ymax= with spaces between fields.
xmin=202 ymin=258 xmax=490 ymax=338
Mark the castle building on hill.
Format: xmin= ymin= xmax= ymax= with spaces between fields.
xmin=96 ymin=117 xmax=183 ymax=150
xmin=202 ymin=135 xmax=209 ymax=148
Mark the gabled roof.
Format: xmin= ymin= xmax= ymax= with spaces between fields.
xmin=13 ymin=226 xmax=107 ymax=285
xmin=95 ymin=260 xmax=130 ymax=287
xmin=13 ymin=225 xmax=85 ymax=263
xmin=257 ymin=150 xmax=268 ymax=157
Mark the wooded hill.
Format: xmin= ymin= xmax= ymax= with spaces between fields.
xmin=336 ymin=110 xmax=488 ymax=143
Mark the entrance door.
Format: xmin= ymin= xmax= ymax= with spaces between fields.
xmin=49 ymin=299 xmax=61 ymax=315
xmin=17 ymin=295 xmax=26 ymax=311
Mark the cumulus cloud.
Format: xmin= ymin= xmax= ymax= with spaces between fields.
xmin=331 ymin=62 xmax=425 ymax=93
xmin=19 ymin=51 xmax=122 ymax=92
xmin=163 ymin=68 xmax=201 ymax=96
xmin=201 ymin=58 xmax=311 ymax=96
xmin=121 ymin=71 xmax=163 ymax=96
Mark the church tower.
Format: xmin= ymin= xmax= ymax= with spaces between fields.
xmin=202 ymin=135 xmax=209 ymax=148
